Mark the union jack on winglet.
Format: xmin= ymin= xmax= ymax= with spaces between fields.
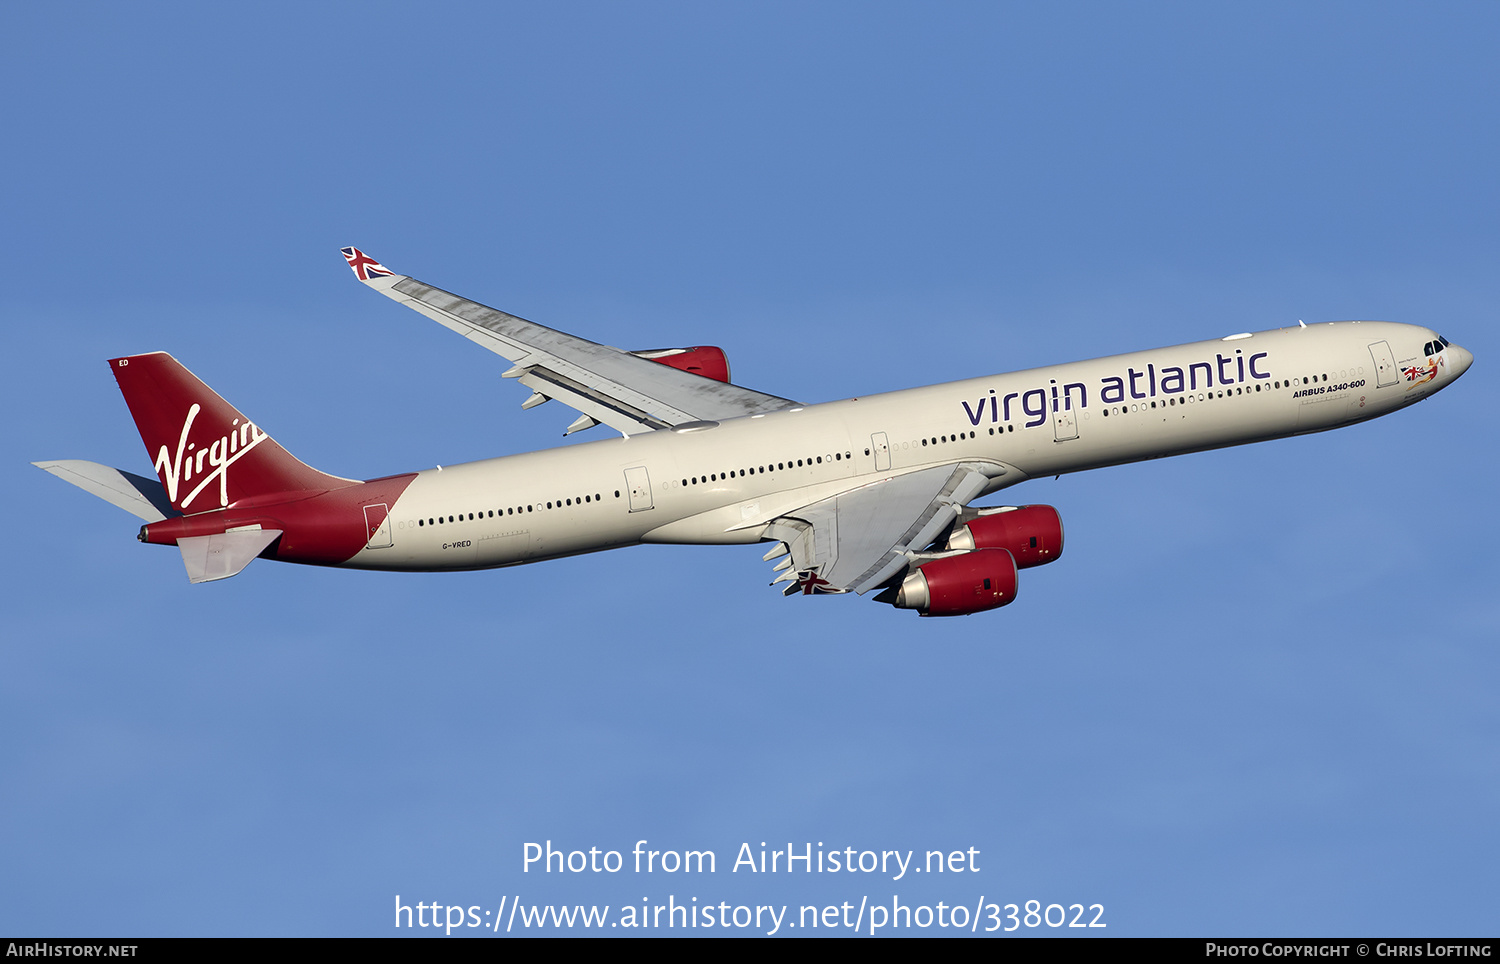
xmin=795 ymin=570 xmax=845 ymax=595
xmin=341 ymin=247 xmax=394 ymax=281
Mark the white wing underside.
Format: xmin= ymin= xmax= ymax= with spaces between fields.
xmin=356 ymin=271 xmax=798 ymax=435
xmin=765 ymin=463 xmax=999 ymax=595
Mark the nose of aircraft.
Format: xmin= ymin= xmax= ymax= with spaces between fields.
xmin=1449 ymin=344 xmax=1474 ymax=379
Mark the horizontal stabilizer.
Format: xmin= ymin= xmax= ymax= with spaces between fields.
xmin=33 ymin=460 xmax=180 ymax=522
xmin=178 ymin=528 xmax=283 ymax=584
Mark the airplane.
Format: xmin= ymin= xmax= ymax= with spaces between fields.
xmin=34 ymin=248 xmax=1474 ymax=616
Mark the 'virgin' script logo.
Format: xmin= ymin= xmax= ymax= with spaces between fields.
xmin=153 ymin=404 xmax=270 ymax=509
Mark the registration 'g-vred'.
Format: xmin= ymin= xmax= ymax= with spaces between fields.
xmin=36 ymin=249 xmax=1473 ymax=615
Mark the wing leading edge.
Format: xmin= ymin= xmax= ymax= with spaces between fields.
xmin=341 ymin=247 xmax=798 ymax=435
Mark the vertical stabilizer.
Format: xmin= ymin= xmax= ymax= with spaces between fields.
xmin=109 ymin=353 xmax=353 ymax=514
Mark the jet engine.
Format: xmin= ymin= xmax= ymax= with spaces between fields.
xmin=944 ymin=504 xmax=1063 ymax=568
xmin=632 ymin=346 xmax=731 ymax=383
xmin=888 ymin=548 xmax=1019 ymax=617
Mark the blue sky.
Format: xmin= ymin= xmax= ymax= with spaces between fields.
xmin=3 ymin=2 xmax=1496 ymax=936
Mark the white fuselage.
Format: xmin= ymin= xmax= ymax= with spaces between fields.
xmin=351 ymin=321 xmax=1468 ymax=572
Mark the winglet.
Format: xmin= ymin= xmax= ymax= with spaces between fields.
xmin=340 ymin=246 xmax=395 ymax=282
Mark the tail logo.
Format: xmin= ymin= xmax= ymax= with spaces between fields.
xmin=341 ymin=247 xmax=393 ymax=281
xmin=153 ymin=403 xmax=270 ymax=509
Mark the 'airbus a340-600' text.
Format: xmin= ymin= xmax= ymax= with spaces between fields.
xmin=35 ymin=249 xmax=1472 ymax=616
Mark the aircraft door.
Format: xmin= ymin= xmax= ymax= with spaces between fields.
xmin=624 ymin=466 xmax=654 ymax=512
xmin=872 ymin=432 xmax=891 ymax=471
xmin=363 ymin=503 xmax=393 ymax=549
xmin=1369 ymin=341 xmax=1399 ymax=388
xmin=1053 ymin=408 xmax=1079 ymax=442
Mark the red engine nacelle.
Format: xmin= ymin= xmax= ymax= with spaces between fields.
xmin=945 ymin=505 xmax=1063 ymax=569
xmin=633 ymin=346 xmax=731 ymax=383
xmin=892 ymin=548 xmax=1019 ymax=617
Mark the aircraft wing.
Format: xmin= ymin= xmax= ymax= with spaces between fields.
xmin=762 ymin=463 xmax=997 ymax=595
xmin=341 ymin=247 xmax=799 ymax=435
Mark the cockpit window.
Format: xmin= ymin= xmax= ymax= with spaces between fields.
xmin=1423 ymin=341 xmax=1434 ymax=355
xmin=1440 ymin=335 xmax=1451 ymax=347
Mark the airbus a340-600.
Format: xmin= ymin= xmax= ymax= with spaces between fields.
xmin=36 ymin=249 xmax=1473 ymax=616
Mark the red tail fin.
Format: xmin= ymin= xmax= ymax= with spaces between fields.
xmin=109 ymin=353 xmax=352 ymax=514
